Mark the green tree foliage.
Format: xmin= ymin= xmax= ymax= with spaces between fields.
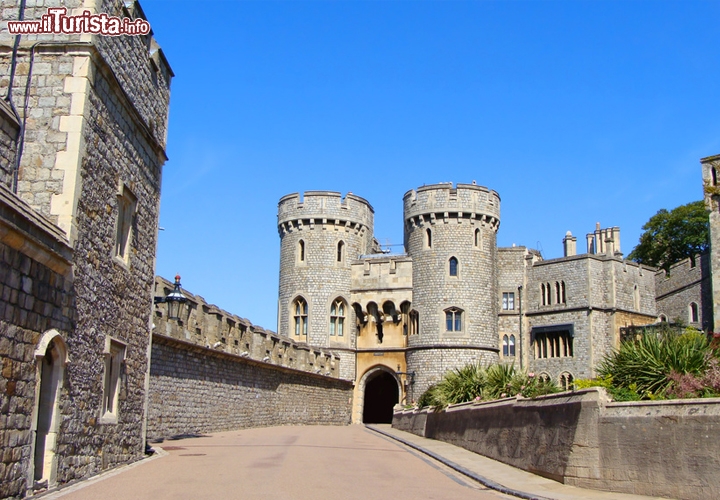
xmin=628 ymin=200 xmax=709 ymax=271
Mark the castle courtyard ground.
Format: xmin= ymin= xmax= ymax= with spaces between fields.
xmin=42 ymin=425 xmax=668 ymax=500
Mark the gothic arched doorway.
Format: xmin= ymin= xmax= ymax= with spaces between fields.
xmin=32 ymin=331 xmax=67 ymax=488
xmin=362 ymin=370 xmax=399 ymax=423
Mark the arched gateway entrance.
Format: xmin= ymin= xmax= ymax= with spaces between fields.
xmin=361 ymin=368 xmax=400 ymax=424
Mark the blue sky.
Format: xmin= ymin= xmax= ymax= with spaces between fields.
xmin=141 ymin=0 xmax=720 ymax=331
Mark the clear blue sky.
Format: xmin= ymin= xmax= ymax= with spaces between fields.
xmin=142 ymin=0 xmax=720 ymax=331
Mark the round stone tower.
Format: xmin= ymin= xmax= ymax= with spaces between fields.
xmin=403 ymin=182 xmax=501 ymax=394
xmin=277 ymin=191 xmax=374 ymax=380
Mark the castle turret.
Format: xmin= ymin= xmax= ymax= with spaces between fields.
xmin=403 ymin=183 xmax=501 ymax=394
xmin=277 ymin=191 xmax=374 ymax=379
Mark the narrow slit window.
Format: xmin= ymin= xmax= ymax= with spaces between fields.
xmin=449 ymin=257 xmax=458 ymax=276
xmin=298 ymin=240 xmax=305 ymax=263
xmin=426 ymin=228 xmax=432 ymax=248
xmin=337 ymin=241 xmax=344 ymax=263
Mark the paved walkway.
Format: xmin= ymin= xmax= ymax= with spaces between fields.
xmin=42 ymin=425 xmax=672 ymax=500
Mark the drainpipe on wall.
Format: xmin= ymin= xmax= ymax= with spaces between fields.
xmin=518 ymin=285 xmax=523 ymax=370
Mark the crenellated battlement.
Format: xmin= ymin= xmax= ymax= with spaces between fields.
xmin=403 ymin=182 xmax=501 ymax=232
xmin=278 ymin=191 xmax=374 ymax=234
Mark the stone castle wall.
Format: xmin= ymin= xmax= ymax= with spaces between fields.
xmin=403 ymin=183 xmax=501 ymax=394
xmin=394 ymin=390 xmax=720 ymax=499
xmin=0 ymin=100 xmax=18 ymax=189
xmin=153 ymin=276 xmax=342 ymax=378
xmin=0 ymin=187 xmax=73 ymax=499
xmin=702 ymin=155 xmax=720 ymax=332
xmin=655 ymin=254 xmax=712 ymax=330
xmin=277 ymin=191 xmax=374 ymax=366
xmin=146 ymin=335 xmax=353 ymax=441
xmin=526 ymin=254 xmax=656 ymax=380
xmin=0 ymin=1 xmax=172 ymax=495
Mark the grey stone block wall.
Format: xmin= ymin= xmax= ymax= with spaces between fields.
xmin=0 ymin=101 xmax=18 ymax=190
xmin=153 ymin=276 xmax=342 ymax=378
xmin=403 ymin=183 xmax=501 ymax=395
xmin=395 ymin=390 xmax=720 ymax=500
xmin=147 ymin=336 xmax=353 ymax=441
xmin=655 ymin=254 xmax=712 ymax=330
xmin=0 ymin=1 xmax=172 ymax=495
xmin=277 ymin=191 xmax=374 ymax=377
xmin=702 ymin=155 xmax=720 ymax=331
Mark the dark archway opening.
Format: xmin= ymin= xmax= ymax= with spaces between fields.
xmin=363 ymin=371 xmax=399 ymax=424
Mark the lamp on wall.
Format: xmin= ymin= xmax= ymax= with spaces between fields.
xmin=395 ymin=365 xmax=415 ymax=384
xmin=155 ymin=274 xmax=188 ymax=320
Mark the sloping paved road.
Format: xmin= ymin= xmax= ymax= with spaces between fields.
xmin=49 ymin=425 xmax=515 ymax=500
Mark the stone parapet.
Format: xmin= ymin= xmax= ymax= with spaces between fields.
xmin=403 ymin=183 xmax=500 ymax=229
xmin=278 ymin=191 xmax=374 ymax=233
xmin=394 ymin=389 xmax=720 ymax=499
xmin=153 ymin=276 xmax=342 ymax=378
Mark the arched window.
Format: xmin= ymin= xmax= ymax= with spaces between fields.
xmin=449 ymin=257 xmax=458 ymax=276
xmin=546 ymin=282 xmax=551 ymax=304
xmin=330 ymin=299 xmax=346 ymax=336
xmin=541 ymin=283 xmax=546 ymax=305
xmin=409 ymin=310 xmax=419 ymax=335
xmin=713 ymin=167 xmax=718 ymax=186
xmin=502 ymin=335 xmax=509 ymax=356
xmin=474 ymin=228 xmax=481 ymax=248
xmin=560 ymin=372 xmax=574 ymax=391
xmin=659 ymin=314 xmax=667 ymax=323
xmin=560 ymin=281 xmax=566 ymax=304
xmin=555 ymin=282 xmax=561 ymax=304
xmin=293 ymin=297 xmax=308 ymax=337
xmin=509 ymin=335 xmax=516 ymax=356
xmin=445 ymin=307 xmax=463 ymax=332
xmin=298 ymin=239 xmax=305 ymax=263
xmin=690 ymin=302 xmax=699 ymax=323
xmin=426 ymin=228 xmax=432 ymax=248
xmin=337 ymin=241 xmax=345 ymax=263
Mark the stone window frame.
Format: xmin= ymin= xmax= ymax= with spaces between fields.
xmin=336 ymin=240 xmax=345 ymax=264
xmin=329 ymin=298 xmax=346 ymax=337
xmin=501 ymin=291 xmax=515 ymax=311
xmin=408 ymin=309 xmax=419 ymax=335
xmin=114 ymin=183 xmax=137 ymax=268
xmin=689 ymin=302 xmax=699 ymax=323
xmin=425 ymin=228 xmax=432 ymax=249
xmin=501 ymin=334 xmax=517 ymax=357
xmin=444 ymin=306 xmax=463 ymax=333
xmin=474 ymin=228 xmax=481 ymax=249
xmin=448 ymin=256 xmax=459 ymax=277
xmin=533 ymin=327 xmax=573 ymax=359
xmin=559 ymin=372 xmax=574 ymax=391
xmin=297 ymin=239 xmax=306 ymax=265
xmin=293 ymin=296 xmax=308 ymax=340
xmin=100 ymin=337 xmax=127 ymax=425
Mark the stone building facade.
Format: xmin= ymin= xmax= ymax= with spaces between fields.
xmin=0 ymin=1 xmax=172 ymax=497
xmin=277 ymin=185 xmax=667 ymax=423
xmin=702 ymin=154 xmax=720 ymax=332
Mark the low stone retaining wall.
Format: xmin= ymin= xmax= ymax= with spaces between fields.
xmin=147 ymin=334 xmax=354 ymax=441
xmin=393 ymin=389 xmax=720 ymax=499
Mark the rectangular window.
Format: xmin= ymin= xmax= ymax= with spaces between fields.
xmin=502 ymin=292 xmax=515 ymax=310
xmin=533 ymin=329 xmax=573 ymax=359
xmin=115 ymin=186 xmax=137 ymax=264
xmin=101 ymin=338 xmax=126 ymax=424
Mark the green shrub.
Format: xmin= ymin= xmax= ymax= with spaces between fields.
xmin=598 ymin=330 xmax=712 ymax=399
xmin=433 ymin=362 xmax=487 ymax=405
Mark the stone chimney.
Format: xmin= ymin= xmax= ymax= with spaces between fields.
xmin=586 ymin=224 xmax=621 ymax=256
xmin=563 ymin=231 xmax=577 ymax=257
